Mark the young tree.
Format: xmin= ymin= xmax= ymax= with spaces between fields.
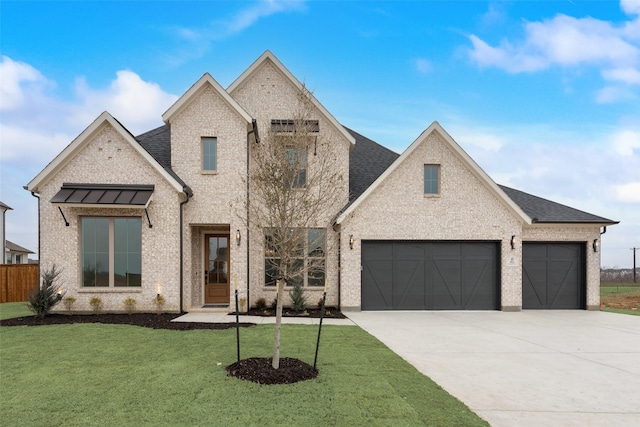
xmin=246 ymin=86 xmax=345 ymax=369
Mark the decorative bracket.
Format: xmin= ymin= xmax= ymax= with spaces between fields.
xmin=145 ymin=209 xmax=153 ymax=228
xmin=58 ymin=207 xmax=69 ymax=227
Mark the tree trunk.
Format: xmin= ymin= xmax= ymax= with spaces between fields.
xmin=272 ymin=278 xmax=285 ymax=369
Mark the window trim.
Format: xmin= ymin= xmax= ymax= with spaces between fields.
xmin=424 ymin=164 xmax=441 ymax=197
xmin=201 ymin=137 xmax=218 ymax=174
xmin=81 ymin=216 xmax=142 ymax=288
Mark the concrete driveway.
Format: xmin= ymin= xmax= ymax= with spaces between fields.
xmin=346 ymin=310 xmax=640 ymax=427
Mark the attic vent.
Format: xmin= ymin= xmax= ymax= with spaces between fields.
xmin=271 ymin=119 xmax=319 ymax=132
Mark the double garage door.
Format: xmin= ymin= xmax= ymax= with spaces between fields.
xmin=361 ymin=241 xmax=499 ymax=310
xmin=361 ymin=241 xmax=586 ymax=310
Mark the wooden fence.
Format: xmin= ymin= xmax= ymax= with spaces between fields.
xmin=0 ymin=264 xmax=39 ymax=303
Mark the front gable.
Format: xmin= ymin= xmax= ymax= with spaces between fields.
xmin=337 ymin=121 xmax=530 ymax=232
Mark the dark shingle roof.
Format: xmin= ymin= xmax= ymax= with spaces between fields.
xmin=345 ymin=127 xmax=399 ymax=202
xmin=6 ymin=240 xmax=34 ymax=254
xmin=499 ymin=185 xmax=617 ymax=224
xmin=136 ymin=125 xmax=172 ymax=169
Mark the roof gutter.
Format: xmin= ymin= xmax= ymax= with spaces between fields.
xmin=179 ymin=186 xmax=193 ymax=314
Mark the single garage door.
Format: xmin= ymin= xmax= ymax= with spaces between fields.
xmin=522 ymin=243 xmax=585 ymax=309
xmin=361 ymin=241 xmax=499 ymax=310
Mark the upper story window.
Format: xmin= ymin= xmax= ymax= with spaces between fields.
xmin=424 ymin=164 xmax=440 ymax=195
xmin=202 ymin=137 xmax=217 ymax=172
xmin=81 ymin=217 xmax=142 ymax=287
xmin=285 ymin=147 xmax=307 ymax=188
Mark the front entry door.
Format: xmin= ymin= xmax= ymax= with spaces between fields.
xmin=204 ymin=234 xmax=230 ymax=304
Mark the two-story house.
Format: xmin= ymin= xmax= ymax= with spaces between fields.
xmin=26 ymin=51 xmax=616 ymax=314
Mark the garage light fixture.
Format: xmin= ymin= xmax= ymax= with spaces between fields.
xmin=593 ymin=238 xmax=599 ymax=253
xmin=510 ymin=235 xmax=516 ymax=250
xmin=236 ymin=229 xmax=241 ymax=246
xmin=349 ymin=235 xmax=354 ymax=250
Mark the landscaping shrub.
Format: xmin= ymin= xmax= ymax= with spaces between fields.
xmin=63 ymin=296 xmax=77 ymax=314
xmin=27 ymin=265 xmax=65 ymax=318
xmin=289 ymin=282 xmax=307 ymax=311
xmin=153 ymin=294 xmax=165 ymax=314
xmin=89 ymin=297 xmax=103 ymax=314
xmin=123 ymin=297 xmax=137 ymax=314
xmin=255 ymin=297 xmax=267 ymax=310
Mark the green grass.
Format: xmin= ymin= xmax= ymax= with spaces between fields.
xmin=0 ymin=317 xmax=487 ymax=426
xmin=0 ymin=301 xmax=31 ymax=320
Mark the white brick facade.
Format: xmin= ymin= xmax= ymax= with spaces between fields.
xmin=29 ymin=51 xmax=611 ymax=314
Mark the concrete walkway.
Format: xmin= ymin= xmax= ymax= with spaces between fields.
xmin=346 ymin=310 xmax=640 ymax=427
xmin=172 ymin=312 xmax=355 ymax=326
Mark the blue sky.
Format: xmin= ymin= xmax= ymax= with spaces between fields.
xmin=1 ymin=0 xmax=639 ymax=268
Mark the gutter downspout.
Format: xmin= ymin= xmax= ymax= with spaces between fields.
xmin=179 ymin=187 xmax=192 ymax=314
xmin=26 ymin=187 xmax=41 ymax=282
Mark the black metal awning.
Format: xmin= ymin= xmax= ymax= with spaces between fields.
xmin=51 ymin=183 xmax=154 ymax=208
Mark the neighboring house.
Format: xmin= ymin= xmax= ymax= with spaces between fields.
xmin=5 ymin=240 xmax=34 ymax=264
xmin=0 ymin=201 xmax=11 ymax=265
xmin=26 ymin=51 xmax=617 ymax=313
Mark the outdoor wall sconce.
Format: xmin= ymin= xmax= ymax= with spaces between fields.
xmin=593 ymin=238 xmax=599 ymax=253
xmin=349 ymin=235 xmax=354 ymax=250
xmin=510 ymin=235 xmax=516 ymax=250
xmin=236 ymin=229 xmax=241 ymax=246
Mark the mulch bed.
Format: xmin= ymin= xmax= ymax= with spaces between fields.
xmin=226 ymin=357 xmax=318 ymax=385
xmin=236 ymin=307 xmax=346 ymax=318
xmin=0 ymin=313 xmax=254 ymax=330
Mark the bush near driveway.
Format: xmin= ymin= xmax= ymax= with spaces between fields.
xmin=0 ymin=319 xmax=488 ymax=426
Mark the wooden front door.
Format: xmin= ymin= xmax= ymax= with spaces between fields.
xmin=204 ymin=234 xmax=230 ymax=304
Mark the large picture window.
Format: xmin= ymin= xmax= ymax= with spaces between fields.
xmin=264 ymin=228 xmax=326 ymax=287
xmin=82 ymin=217 xmax=142 ymax=287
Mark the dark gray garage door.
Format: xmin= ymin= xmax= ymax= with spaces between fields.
xmin=361 ymin=241 xmax=499 ymax=310
xmin=522 ymin=243 xmax=585 ymax=309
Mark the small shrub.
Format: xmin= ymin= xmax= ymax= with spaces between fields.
xmin=89 ymin=297 xmax=103 ymax=314
xmin=27 ymin=264 xmax=65 ymax=318
xmin=123 ymin=297 xmax=137 ymax=314
xmin=154 ymin=294 xmax=165 ymax=314
xmin=317 ymin=298 xmax=324 ymax=309
xmin=270 ymin=297 xmax=278 ymax=310
xmin=63 ymin=296 xmax=77 ymax=314
xmin=255 ymin=297 xmax=267 ymax=311
xmin=289 ymin=282 xmax=307 ymax=311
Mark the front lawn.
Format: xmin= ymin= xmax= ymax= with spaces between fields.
xmin=0 ymin=301 xmax=31 ymax=320
xmin=0 ymin=311 xmax=487 ymax=426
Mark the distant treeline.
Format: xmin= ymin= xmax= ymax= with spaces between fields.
xmin=601 ymin=268 xmax=639 ymax=283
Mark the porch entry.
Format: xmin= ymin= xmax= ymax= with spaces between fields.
xmin=204 ymin=234 xmax=230 ymax=304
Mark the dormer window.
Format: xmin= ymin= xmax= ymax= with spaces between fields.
xmin=202 ymin=137 xmax=217 ymax=172
xmin=424 ymin=164 xmax=440 ymax=195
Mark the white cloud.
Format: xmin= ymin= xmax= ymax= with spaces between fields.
xmin=0 ymin=56 xmax=52 ymax=111
xmin=614 ymin=182 xmax=640 ymax=202
xmin=611 ymin=129 xmax=640 ymax=155
xmin=72 ymin=70 xmax=178 ymax=135
xmin=468 ymin=1 xmax=640 ymax=101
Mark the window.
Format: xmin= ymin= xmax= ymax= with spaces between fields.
xmin=285 ymin=147 xmax=307 ymax=188
xmin=424 ymin=164 xmax=440 ymax=195
xmin=264 ymin=228 xmax=326 ymax=287
xmin=15 ymin=254 xmax=22 ymax=264
xmin=202 ymin=137 xmax=217 ymax=172
xmin=82 ymin=217 xmax=141 ymax=287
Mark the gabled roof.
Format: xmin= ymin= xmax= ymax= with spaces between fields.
xmin=227 ymin=50 xmax=356 ymax=147
xmin=27 ymin=112 xmax=186 ymax=194
xmin=162 ymin=73 xmax=252 ymax=125
xmin=499 ymin=185 xmax=618 ymax=225
xmin=5 ymin=240 xmax=34 ymax=254
xmin=0 ymin=201 xmax=12 ymax=211
xmin=337 ymin=121 xmax=531 ymax=225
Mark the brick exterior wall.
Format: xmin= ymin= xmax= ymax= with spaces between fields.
xmin=337 ymin=129 xmax=602 ymax=311
xmin=39 ymin=123 xmax=183 ymax=313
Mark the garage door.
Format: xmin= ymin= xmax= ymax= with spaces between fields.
xmin=522 ymin=243 xmax=585 ymax=309
xmin=361 ymin=241 xmax=499 ymax=310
